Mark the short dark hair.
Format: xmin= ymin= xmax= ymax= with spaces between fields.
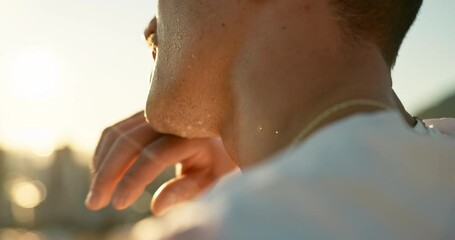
xmin=330 ymin=0 xmax=423 ymax=67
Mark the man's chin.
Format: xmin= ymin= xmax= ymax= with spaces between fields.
xmin=145 ymin=94 xmax=221 ymax=139
xmin=156 ymin=127 xmax=217 ymax=140
xmin=145 ymin=113 xmax=216 ymax=139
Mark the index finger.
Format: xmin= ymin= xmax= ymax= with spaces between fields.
xmin=111 ymin=136 xmax=204 ymax=210
xmin=93 ymin=111 xmax=146 ymax=173
xmin=86 ymin=122 xmax=161 ymax=210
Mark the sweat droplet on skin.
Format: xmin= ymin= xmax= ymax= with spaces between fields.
xmin=256 ymin=124 xmax=263 ymax=133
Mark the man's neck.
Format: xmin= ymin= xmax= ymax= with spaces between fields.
xmin=230 ymin=51 xmax=397 ymax=167
xmin=219 ymin=1 xmax=407 ymax=167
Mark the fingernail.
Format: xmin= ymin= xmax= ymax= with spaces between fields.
xmin=85 ymin=191 xmax=99 ymax=210
xmin=112 ymin=195 xmax=127 ymax=210
xmin=158 ymin=195 xmax=178 ymax=215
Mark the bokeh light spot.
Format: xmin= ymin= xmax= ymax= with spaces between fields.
xmin=11 ymin=181 xmax=43 ymax=209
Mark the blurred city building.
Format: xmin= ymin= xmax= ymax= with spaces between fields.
xmin=0 ymin=148 xmax=14 ymax=228
xmin=0 ymin=146 xmax=174 ymax=239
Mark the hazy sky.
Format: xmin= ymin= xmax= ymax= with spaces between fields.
xmin=0 ymin=0 xmax=454 ymax=154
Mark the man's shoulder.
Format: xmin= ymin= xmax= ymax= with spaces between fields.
xmin=197 ymin=111 xmax=455 ymax=239
xmin=212 ymin=111 xmax=455 ymax=198
xmin=164 ymin=111 xmax=455 ymax=239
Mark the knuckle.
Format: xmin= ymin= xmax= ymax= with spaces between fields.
xmin=104 ymin=128 xmax=120 ymax=142
xmin=140 ymin=148 xmax=161 ymax=167
xmin=93 ymin=174 xmax=110 ymax=188
xmin=104 ymin=126 xmax=122 ymax=139
xmin=119 ymin=173 xmax=149 ymax=195
xmin=101 ymin=127 xmax=112 ymax=137
xmin=95 ymin=169 xmax=117 ymax=185
xmin=114 ymin=134 xmax=137 ymax=151
xmin=115 ymin=134 xmax=129 ymax=145
xmin=119 ymin=173 xmax=137 ymax=189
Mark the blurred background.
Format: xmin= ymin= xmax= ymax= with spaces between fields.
xmin=0 ymin=0 xmax=454 ymax=239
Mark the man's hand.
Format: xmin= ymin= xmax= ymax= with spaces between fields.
xmin=85 ymin=111 xmax=238 ymax=215
xmin=424 ymin=118 xmax=455 ymax=138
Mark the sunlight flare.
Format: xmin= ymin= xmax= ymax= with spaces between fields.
xmin=5 ymin=48 xmax=61 ymax=99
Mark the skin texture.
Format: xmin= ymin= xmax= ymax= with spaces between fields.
xmin=145 ymin=0 xmax=251 ymax=139
xmin=146 ymin=0 xmax=400 ymax=165
xmin=86 ymin=0 xmax=424 ymax=215
xmin=86 ymin=112 xmax=237 ymax=215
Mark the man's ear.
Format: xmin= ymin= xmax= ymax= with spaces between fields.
xmin=144 ymin=17 xmax=157 ymax=41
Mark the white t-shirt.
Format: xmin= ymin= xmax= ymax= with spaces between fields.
xmin=145 ymin=111 xmax=455 ymax=240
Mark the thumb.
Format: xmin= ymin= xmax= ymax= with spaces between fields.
xmin=151 ymin=173 xmax=213 ymax=216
